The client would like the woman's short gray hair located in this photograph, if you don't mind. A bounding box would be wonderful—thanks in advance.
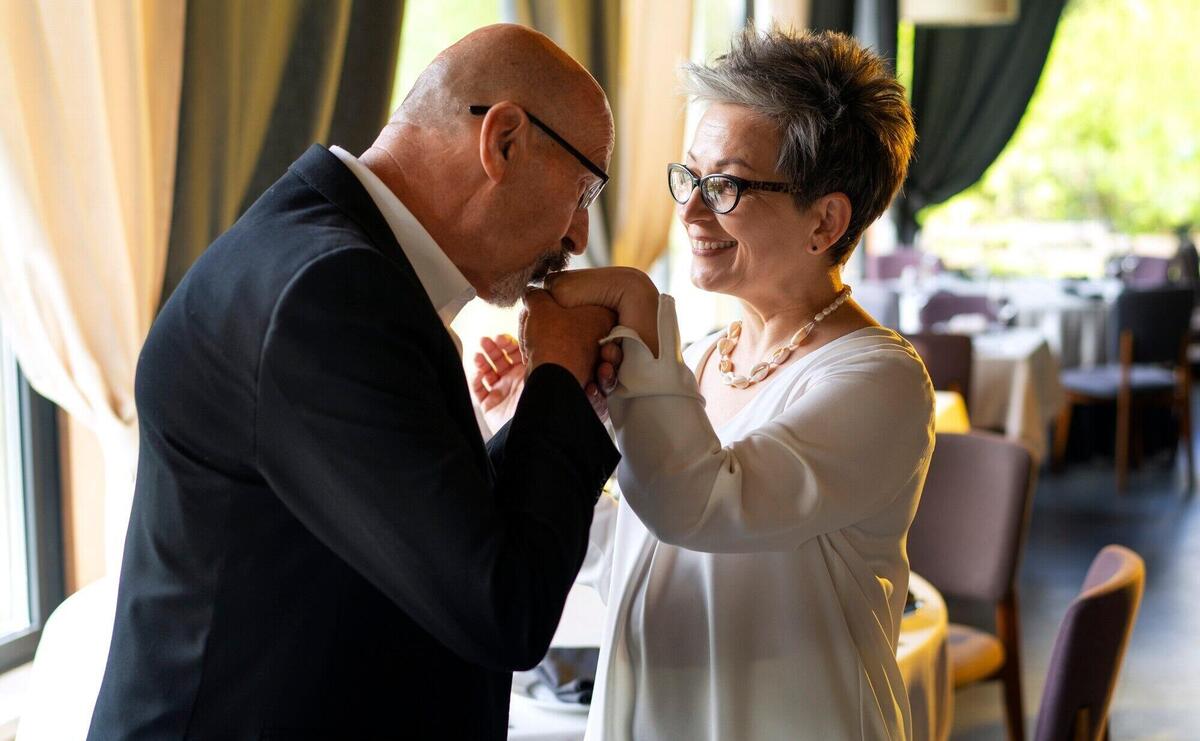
[683,28,915,265]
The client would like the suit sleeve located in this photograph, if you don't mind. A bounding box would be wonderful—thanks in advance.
[255,247,619,671]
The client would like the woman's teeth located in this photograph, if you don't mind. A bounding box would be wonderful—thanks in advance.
[693,240,737,251]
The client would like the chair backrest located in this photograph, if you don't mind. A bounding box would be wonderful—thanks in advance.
[905,333,974,410]
[1033,545,1145,741]
[855,281,901,330]
[1111,287,1193,365]
[1125,255,1170,289]
[867,250,942,281]
[918,290,998,331]
[907,432,1035,603]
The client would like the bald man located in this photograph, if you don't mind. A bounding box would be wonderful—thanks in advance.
[88,25,620,740]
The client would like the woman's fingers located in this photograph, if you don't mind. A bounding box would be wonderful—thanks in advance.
[544,268,622,310]
[480,336,512,375]
[493,334,523,369]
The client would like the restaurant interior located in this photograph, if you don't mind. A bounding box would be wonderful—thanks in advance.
[0,0,1196,739]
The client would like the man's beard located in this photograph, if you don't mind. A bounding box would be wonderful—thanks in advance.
[487,247,571,307]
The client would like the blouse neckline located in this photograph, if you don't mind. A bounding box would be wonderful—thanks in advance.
[690,325,899,433]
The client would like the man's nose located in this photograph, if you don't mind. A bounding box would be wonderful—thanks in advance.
[565,207,590,255]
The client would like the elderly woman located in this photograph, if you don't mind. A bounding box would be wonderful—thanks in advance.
[475,29,932,740]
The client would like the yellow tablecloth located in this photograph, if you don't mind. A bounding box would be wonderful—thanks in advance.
[934,390,971,433]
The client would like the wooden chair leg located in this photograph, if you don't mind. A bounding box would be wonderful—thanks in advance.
[1181,357,1195,492]
[1053,401,1074,473]
[1116,330,1133,493]
[1116,390,1131,493]
[997,595,1025,741]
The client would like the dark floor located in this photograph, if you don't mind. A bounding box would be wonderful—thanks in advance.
[950,417,1200,739]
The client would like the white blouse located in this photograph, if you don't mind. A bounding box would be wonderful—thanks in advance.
[581,295,935,741]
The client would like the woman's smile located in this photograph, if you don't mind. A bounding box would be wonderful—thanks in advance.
[691,238,737,256]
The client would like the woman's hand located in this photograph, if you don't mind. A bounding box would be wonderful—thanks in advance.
[471,334,526,433]
[543,267,660,357]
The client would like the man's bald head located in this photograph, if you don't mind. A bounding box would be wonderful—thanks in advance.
[360,24,613,307]
[395,24,611,155]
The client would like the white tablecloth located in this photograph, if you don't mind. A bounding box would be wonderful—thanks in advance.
[890,275,1118,369]
[1010,292,1111,369]
[970,328,1067,461]
[510,574,952,741]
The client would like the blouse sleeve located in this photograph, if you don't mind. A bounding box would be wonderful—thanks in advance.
[604,295,935,553]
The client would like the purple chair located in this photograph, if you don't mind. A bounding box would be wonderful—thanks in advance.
[906,333,975,413]
[1125,256,1170,289]
[918,290,999,331]
[1054,287,1194,492]
[907,431,1037,741]
[1033,545,1145,741]
[867,249,942,281]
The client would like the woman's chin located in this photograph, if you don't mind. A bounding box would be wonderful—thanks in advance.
[690,265,734,294]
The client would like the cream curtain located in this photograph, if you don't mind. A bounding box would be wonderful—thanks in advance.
[0,0,186,575]
[609,0,694,270]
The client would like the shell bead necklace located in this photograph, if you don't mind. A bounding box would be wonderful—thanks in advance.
[718,287,852,389]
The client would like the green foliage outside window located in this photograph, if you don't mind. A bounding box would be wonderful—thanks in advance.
[922,0,1200,237]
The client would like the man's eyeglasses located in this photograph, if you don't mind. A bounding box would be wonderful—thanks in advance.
[469,104,608,211]
[667,162,803,215]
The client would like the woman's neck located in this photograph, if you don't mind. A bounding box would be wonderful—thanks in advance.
[733,278,847,357]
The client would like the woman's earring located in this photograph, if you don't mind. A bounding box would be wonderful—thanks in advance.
[809,245,820,253]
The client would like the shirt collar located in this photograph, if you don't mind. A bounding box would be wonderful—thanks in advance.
[329,146,475,325]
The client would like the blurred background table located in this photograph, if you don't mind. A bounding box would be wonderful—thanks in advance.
[970,328,1066,461]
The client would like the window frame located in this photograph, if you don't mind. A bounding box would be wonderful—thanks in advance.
[0,369,65,673]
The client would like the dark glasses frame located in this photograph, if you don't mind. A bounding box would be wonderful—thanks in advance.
[667,162,803,214]
[469,104,609,210]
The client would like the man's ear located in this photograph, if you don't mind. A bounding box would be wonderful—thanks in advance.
[478,101,529,184]
[808,192,852,257]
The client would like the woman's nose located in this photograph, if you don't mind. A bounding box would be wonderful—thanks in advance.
[678,187,711,224]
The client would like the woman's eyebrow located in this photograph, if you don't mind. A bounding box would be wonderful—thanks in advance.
[685,151,756,172]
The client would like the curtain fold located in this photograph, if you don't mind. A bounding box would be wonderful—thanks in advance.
[809,0,897,68]
[609,0,693,270]
[162,0,405,302]
[896,0,1067,244]
[0,0,186,574]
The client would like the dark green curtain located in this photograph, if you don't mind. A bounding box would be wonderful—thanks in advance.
[161,0,405,303]
[810,0,898,69]
[896,0,1067,244]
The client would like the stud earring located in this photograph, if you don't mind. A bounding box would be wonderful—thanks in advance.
[809,245,820,253]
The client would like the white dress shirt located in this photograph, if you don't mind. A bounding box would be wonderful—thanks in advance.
[583,296,936,740]
[329,145,475,330]
[329,146,491,436]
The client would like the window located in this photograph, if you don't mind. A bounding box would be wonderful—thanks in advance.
[0,330,64,673]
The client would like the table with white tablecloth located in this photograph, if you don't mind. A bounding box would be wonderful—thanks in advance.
[509,573,952,741]
[890,275,1119,370]
[1008,288,1113,369]
[970,328,1067,461]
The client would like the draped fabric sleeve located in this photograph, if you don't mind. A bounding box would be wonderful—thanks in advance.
[604,295,935,554]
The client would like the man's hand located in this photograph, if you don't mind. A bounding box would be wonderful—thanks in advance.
[520,289,617,390]
[471,334,526,432]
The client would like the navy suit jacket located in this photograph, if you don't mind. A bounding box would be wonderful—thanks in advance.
[87,145,619,740]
